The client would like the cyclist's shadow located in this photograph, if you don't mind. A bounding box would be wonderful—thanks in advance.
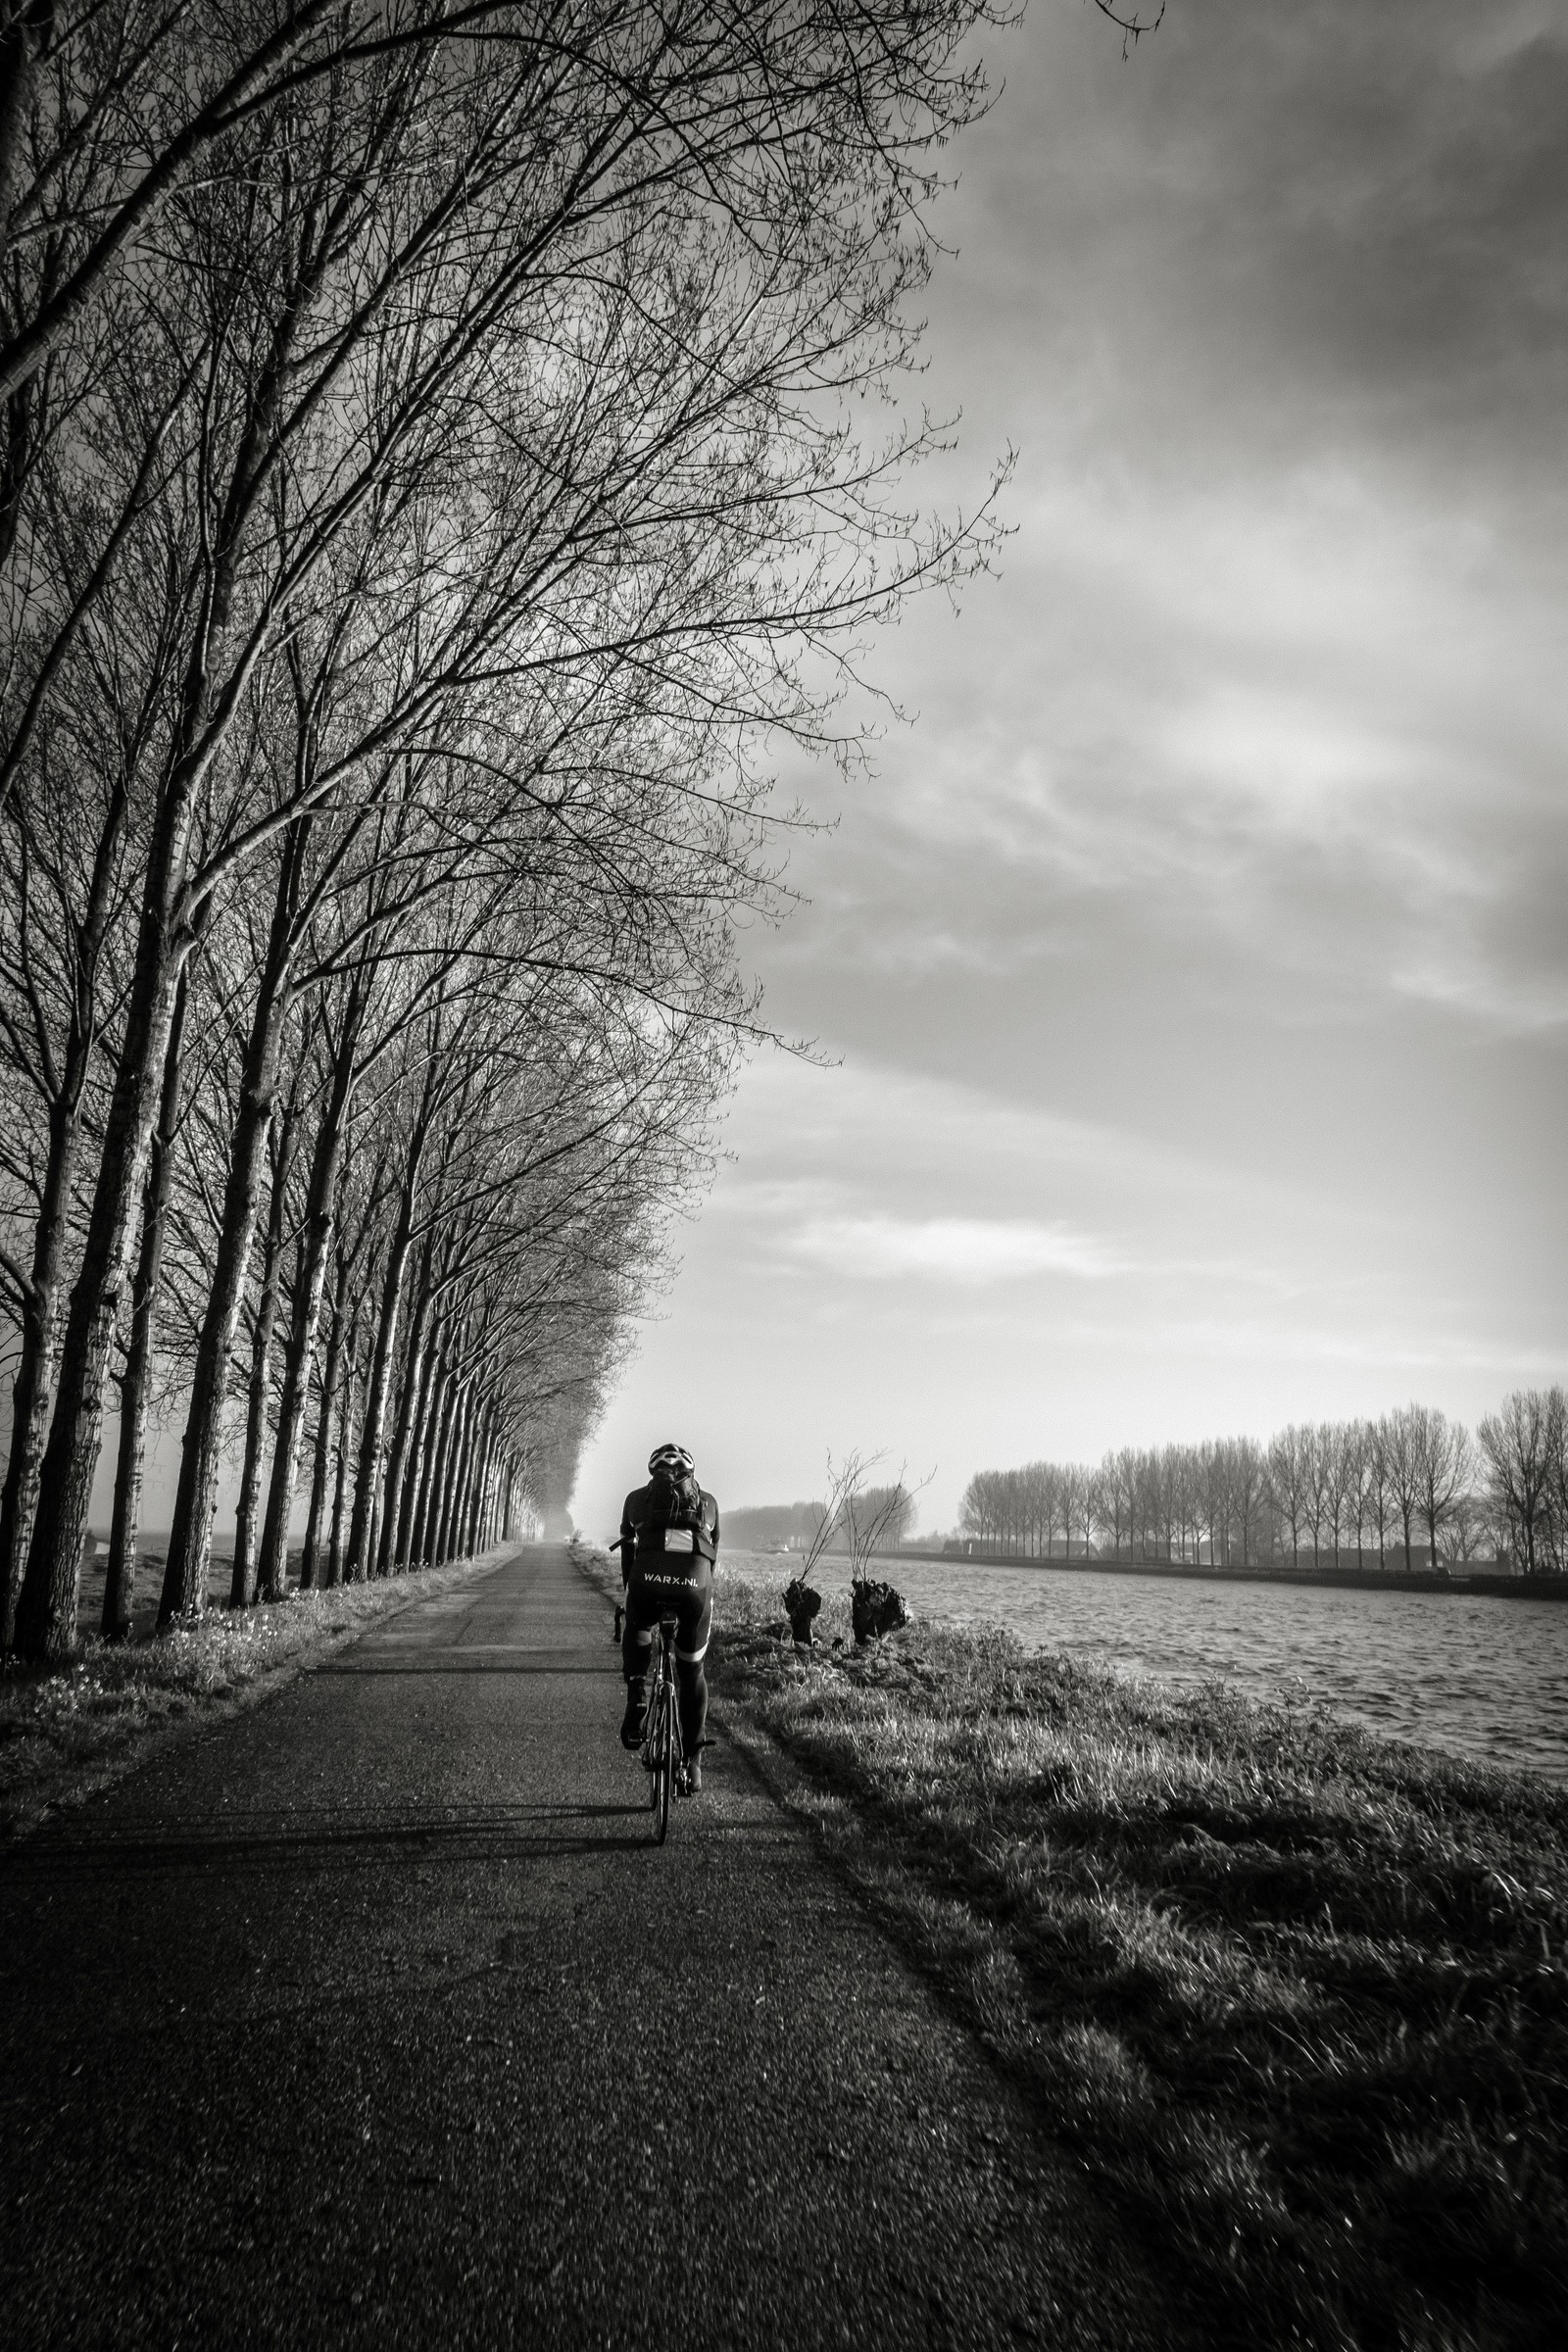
[514,1797,669,1852]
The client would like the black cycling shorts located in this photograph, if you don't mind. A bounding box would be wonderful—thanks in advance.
[622,1555,712,1667]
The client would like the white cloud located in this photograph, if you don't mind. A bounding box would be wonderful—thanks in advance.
[785,1212,1119,1284]
[1391,958,1568,1036]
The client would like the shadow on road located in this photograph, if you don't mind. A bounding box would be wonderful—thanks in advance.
[316,1659,617,1676]
[0,1799,656,1882]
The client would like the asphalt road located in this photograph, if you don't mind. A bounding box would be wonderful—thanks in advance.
[1,1544,1180,2350]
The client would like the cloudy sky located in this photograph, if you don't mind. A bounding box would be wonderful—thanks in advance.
[575,0,1568,1539]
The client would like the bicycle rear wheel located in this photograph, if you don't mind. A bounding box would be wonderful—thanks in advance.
[655,1675,674,1843]
[647,1688,664,1817]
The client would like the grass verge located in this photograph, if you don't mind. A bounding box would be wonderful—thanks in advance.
[0,1549,504,1838]
[706,1560,1568,2352]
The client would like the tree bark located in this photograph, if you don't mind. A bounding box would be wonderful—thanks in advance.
[374,1234,435,1577]
[230,1105,294,1608]
[410,1359,456,1570]
[1,782,128,1652]
[0,1085,81,1652]
[299,1251,350,1591]
[343,1043,445,1583]
[465,1408,487,1557]
[325,1319,361,1590]
[392,1309,442,1571]
[0,0,48,275]
[469,1405,496,1555]
[101,971,190,1639]
[13,923,188,1660]
[344,1235,398,1583]
[455,1395,483,1559]
[160,830,304,1624]
[435,1383,472,1566]
[480,1426,497,1550]
[255,1005,359,1602]
[454,1391,480,1563]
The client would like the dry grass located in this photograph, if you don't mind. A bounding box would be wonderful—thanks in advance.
[0,1550,502,1837]
[709,1562,1568,2352]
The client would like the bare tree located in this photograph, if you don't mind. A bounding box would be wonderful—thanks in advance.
[1407,1407,1474,1571]
[1479,1389,1560,1575]
[844,1474,929,1572]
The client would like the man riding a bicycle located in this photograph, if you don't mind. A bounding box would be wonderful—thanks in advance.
[618,1443,719,1795]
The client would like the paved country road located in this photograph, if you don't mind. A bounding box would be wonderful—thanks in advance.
[1,1545,1179,2350]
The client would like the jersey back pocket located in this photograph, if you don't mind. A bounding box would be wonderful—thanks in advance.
[662,1527,695,1554]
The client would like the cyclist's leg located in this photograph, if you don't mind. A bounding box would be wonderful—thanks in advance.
[674,1570,713,1760]
[620,1577,659,1747]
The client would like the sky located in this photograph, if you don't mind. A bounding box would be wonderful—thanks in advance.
[574,0,1568,1541]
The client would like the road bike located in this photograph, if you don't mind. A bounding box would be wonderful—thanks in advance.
[640,1611,686,1842]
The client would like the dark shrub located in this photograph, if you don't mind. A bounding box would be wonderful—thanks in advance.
[784,1578,822,1645]
[851,1578,907,1645]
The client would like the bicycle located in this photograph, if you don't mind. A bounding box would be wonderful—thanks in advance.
[640,1611,686,1842]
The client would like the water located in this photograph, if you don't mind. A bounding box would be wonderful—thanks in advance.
[729,1554,1568,1782]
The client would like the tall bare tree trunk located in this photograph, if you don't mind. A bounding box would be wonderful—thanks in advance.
[363,1482,384,1585]
[489,1432,508,1548]
[325,1315,362,1591]
[468,1405,496,1555]
[345,1270,393,1578]
[434,1383,471,1567]
[477,1420,495,1550]
[452,1389,480,1563]
[464,1409,485,1556]
[375,1235,434,1576]
[160,832,304,1624]
[230,1105,294,1608]
[393,1321,442,1570]
[1,785,127,1651]
[101,971,189,1639]
[410,1358,456,1569]
[344,1057,439,1580]
[299,1251,350,1592]
[0,5,39,246]
[0,1085,84,1652]
[14,903,189,1660]
[256,1006,359,1601]
[452,1392,480,1562]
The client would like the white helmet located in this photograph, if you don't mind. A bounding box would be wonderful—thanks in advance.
[649,1442,695,1478]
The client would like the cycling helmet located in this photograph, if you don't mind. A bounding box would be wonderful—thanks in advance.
[649,1442,696,1478]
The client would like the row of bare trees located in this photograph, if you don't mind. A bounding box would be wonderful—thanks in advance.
[959,1392,1568,1576]
[0,0,1017,1661]
[727,1482,917,1556]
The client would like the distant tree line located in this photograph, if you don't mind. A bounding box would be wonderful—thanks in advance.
[958,1391,1568,1576]
[0,1,1006,1662]
[726,1482,917,1556]
[725,1502,831,1553]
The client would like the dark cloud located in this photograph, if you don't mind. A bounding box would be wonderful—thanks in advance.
[963,1,1568,472]
[574,0,1568,1528]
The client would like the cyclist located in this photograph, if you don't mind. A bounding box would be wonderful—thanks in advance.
[617,1442,719,1795]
